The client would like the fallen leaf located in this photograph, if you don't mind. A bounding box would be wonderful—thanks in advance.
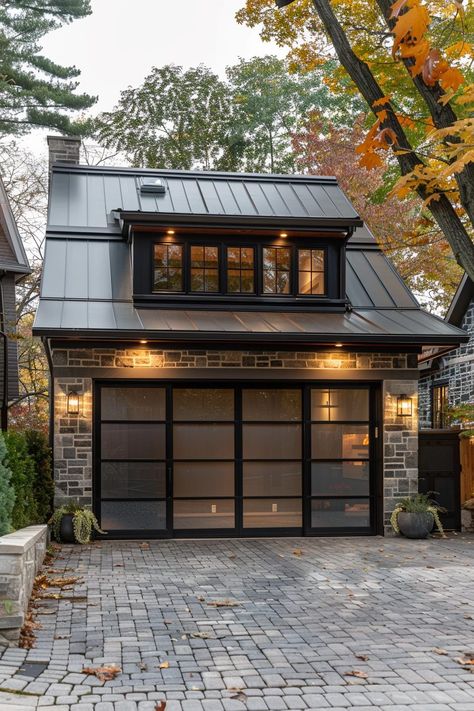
[432,648,448,655]
[231,691,247,700]
[139,542,150,549]
[293,549,303,556]
[82,665,121,681]
[159,661,169,669]
[191,631,212,639]
[207,599,241,608]
[355,654,369,661]
[228,554,236,560]
[154,702,167,711]
[455,657,474,666]
[345,670,369,679]
[138,662,148,671]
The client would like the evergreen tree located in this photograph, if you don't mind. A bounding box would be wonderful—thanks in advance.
[25,429,54,523]
[0,432,15,535]
[0,0,96,135]
[5,431,37,529]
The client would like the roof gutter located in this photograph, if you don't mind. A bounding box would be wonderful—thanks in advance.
[118,210,363,235]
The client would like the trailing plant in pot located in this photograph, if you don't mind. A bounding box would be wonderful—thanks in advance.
[49,503,106,544]
[390,493,446,539]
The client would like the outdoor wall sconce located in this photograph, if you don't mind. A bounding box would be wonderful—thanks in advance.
[67,390,81,416]
[397,394,413,417]
[276,0,295,7]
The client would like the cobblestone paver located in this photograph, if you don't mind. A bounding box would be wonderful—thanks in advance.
[1,536,474,710]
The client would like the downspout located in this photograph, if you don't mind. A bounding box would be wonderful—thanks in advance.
[0,271,9,431]
[42,337,54,451]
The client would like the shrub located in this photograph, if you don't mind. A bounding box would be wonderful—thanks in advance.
[25,430,54,523]
[0,432,15,535]
[5,431,37,530]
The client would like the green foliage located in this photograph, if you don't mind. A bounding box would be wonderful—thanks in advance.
[96,64,232,170]
[390,493,445,536]
[24,430,53,523]
[0,0,96,135]
[49,504,105,544]
[447,402,474,438]
[95,56,364,172]
[5,431,37,529]
[0,432,14,536]
[226,56,364,173]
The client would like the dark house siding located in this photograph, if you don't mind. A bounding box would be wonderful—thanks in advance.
[0,272,19,400]
[419,297,474,428]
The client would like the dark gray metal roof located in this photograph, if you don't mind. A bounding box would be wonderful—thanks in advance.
[37,238,417,309]
[47,165,362,233]
[33,298,466,345]
[0,178,30,275]
[33,238,466,345]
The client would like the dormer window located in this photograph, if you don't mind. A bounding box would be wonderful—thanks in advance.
[263,246,291,294]
[190,245,219,292]
[147,236,335,301]
[153,244,183,292]
[227,247,255,294]
[298,249,325,295]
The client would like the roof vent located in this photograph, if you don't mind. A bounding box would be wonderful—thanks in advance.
[140,177,166,194]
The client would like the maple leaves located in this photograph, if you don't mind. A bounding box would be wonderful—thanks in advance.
[390,0,464,92]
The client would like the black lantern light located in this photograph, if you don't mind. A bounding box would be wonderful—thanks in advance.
[276,0,296,7]
[67,390,81,416]
[396,394,413,417]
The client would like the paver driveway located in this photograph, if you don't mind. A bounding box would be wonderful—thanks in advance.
[1,536,474,711]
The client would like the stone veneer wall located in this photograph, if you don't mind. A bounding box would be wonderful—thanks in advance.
[52,347,419,534]
[419,299,474,428]
[0,526,48,644]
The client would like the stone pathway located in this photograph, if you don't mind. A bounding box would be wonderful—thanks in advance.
[1,536,474,710]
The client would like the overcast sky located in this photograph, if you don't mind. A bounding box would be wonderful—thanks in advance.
[24,0,282,155]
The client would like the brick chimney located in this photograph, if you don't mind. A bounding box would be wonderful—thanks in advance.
[47,135,81,179]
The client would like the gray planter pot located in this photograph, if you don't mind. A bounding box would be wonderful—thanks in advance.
[397,511,434,539]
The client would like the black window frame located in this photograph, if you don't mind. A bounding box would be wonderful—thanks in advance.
[226,245,256,295]
[189,243,221,294]
[297,247,327,296]
[137,233,344,307]
[152,242,185,293]
[262,244,293,296]
[432,382,449,429]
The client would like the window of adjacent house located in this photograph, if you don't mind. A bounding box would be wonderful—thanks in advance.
[190,245,219,292]
[153,244,183,292]
[262,246,291,294]
[227,246,255,293]
[298,249,325,295]
[433,384,448,428]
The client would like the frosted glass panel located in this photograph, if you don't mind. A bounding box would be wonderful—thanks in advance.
[243,461,301,496]
[173,389,234,421]
[101,423,166,459]
[311,499,370,528]
[311,425,369,460]
[311,389,369,422]
[101,462,166,498]
[243,499,302,528]
[242,389,301,421]
[173,424,234,459]
[243,424,301,459]
[174,462,234,497]
[174,500,234,529]
[101,387,166,421]
[101,501,166,530]
[311,461,369,496]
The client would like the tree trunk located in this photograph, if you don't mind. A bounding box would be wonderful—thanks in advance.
[311,0,474,283]
[376,0,474,231]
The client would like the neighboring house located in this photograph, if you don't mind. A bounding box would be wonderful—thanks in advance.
[0,178,31,425]
[419,275,474,429]
[33,136,468,539]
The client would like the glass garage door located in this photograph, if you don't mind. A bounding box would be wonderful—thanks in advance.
[98,385,168,535]
[309,387,373,532]
[96,382,377,537]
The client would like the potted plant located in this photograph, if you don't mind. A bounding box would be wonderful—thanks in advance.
[49,503,106,544]
[390,493,446,539]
